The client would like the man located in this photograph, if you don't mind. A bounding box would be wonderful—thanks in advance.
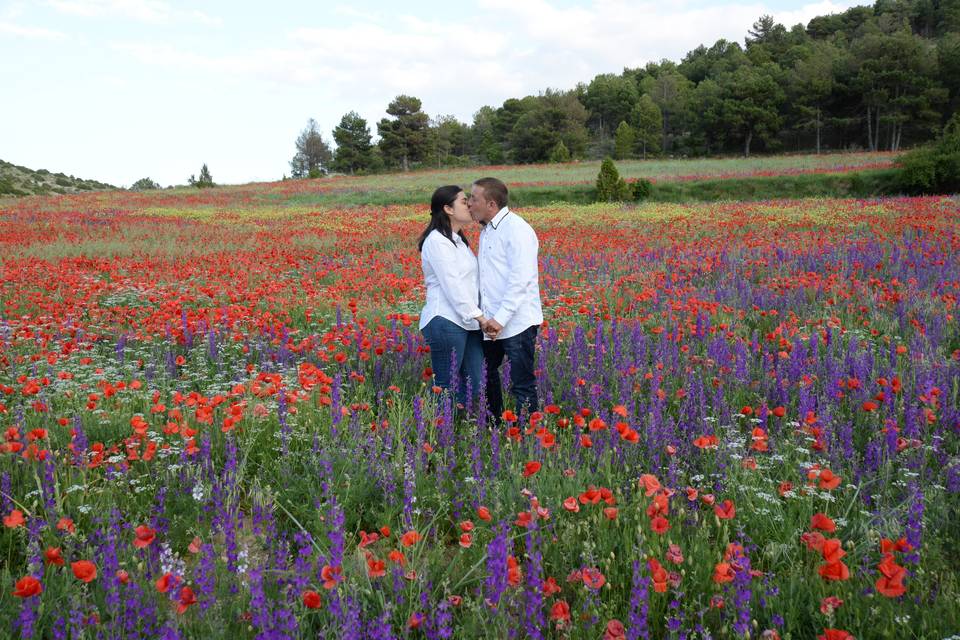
[468,177,543,421]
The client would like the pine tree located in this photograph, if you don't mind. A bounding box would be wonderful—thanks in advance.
[193,164,214,188]
[290,119,332,178]
[595,157,632,202]
[613,121,636,160]
[331,111,373,174]
[548,140,571,163]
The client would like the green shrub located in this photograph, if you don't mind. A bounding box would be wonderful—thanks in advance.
[632,178,653,200]
[595,157,632,202]
[131,177,161,191]
[897,113,960,194]
[548,141,571,163]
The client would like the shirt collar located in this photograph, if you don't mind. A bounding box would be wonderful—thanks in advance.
[489,206,510,229]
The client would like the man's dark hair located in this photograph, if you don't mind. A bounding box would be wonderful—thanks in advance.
[473,177,508,209]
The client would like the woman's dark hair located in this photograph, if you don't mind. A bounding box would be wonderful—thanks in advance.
[417,185,469,252]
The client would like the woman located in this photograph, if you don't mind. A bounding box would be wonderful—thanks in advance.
[418,185,486,407]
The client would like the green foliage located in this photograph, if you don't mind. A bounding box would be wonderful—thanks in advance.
[331,111,374,174]
[896,112,960,193]
[130,177,161,191]
[581,73,640,135]
[507,90,590,163]
[595,157,632,202]
[548,140,571,163]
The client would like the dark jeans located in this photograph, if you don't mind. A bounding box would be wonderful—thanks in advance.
[421,316,484,406]
[483,325,539,421]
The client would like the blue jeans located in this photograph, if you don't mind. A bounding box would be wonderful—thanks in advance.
[421,316,484,407]
[483,324,539,421]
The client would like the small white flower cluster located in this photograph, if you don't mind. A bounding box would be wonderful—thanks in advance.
[159,542,186,577]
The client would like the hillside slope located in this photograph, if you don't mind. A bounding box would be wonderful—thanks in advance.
[0,159,114,196]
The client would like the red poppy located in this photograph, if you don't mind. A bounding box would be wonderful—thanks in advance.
[116,570,130,584]
[818,469,841,490]
[818,560,850,581]
[714,499,736,520]
[563,496,580,513]
[501,410,517,423]
[56,517,75,534]
[400,530,421,547]
[366,556,386,578]
[810,513,836,532]
[603,619,626,640]
[713,562,736,584]
[650,515,670,534]
[693,434,719,449]
[320,565,341,589]
[302,590,322,609]
[582,567,606,590]
[550,600,571,625]
[177,586,197,614]
[771,406,786,418]
[876,553,907,597]
[801,531,826,552]
[821,538,846,563]
[477,506,492,521]
[3,509,24,528]
[12,576,42,598]
[188,536,202,554]
[407,612,424,629]
[648,558,668,593]
[820,596,843,615]
[639,474,661,497]
[603,507,618,520]
[156,573,178,593]
[133,525,156,549]
[522,461,541,477]
[542,576,561,596]
[44,546,65,566]
[817,629,854,640]
[71,560,97,583]
[507,555,523,586]
[666,543,684,565]
[459,533,473,548]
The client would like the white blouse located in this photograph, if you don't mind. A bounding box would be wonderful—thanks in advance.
[419,229,482,331]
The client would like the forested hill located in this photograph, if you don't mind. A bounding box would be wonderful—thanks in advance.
[0,159,114,197]
[305,1,960,176]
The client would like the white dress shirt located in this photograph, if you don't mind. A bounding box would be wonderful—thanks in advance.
[478,207,544,340]
[419,229,482,331]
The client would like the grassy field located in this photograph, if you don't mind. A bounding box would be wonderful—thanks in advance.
[0,164,957,640]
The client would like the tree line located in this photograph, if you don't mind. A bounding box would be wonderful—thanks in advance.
[293,0,959,174]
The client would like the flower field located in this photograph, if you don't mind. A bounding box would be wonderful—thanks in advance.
[1,183,959,639]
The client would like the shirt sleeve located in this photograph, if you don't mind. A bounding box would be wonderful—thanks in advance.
[424,236,483,324]
[493,223,538,328]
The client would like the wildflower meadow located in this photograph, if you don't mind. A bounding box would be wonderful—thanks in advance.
[0,168,958,639]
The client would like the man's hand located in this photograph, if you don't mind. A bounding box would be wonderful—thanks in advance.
[484,318,503,340]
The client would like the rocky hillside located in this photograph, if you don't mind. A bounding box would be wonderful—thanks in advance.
[0,159,114,196]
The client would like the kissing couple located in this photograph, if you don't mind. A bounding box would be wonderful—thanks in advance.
[417,177,542,421]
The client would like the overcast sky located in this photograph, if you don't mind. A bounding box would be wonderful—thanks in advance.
[1,0,866,187]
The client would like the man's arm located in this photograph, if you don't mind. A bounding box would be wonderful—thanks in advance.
[492,224,538,328]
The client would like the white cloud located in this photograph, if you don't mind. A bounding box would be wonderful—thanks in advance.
[0,20,66,39]
[46,0,220,25]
